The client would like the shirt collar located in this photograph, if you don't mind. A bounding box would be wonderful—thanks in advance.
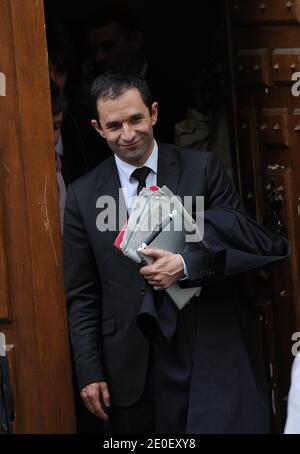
[114,140,158,183]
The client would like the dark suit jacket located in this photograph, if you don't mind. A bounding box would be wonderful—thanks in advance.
[63,143,289,432]
[0,356,14,434]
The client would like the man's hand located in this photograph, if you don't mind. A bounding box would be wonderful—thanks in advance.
[80,381,110,421]
[140,249,184,290]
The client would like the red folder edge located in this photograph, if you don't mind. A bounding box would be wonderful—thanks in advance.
[114,221,128,251]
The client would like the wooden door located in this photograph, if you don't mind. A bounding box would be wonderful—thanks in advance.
[0,0,75,433]
[226,0,300,432]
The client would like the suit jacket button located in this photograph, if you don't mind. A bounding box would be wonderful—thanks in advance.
[140,287,145,295]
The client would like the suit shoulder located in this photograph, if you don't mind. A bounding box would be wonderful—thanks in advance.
[179,147,218,163]
[160,143,219,166]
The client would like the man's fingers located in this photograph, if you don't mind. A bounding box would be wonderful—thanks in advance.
[87,394,109,421]
[148,278,162,285]
[100,384,111,408]
[83,394,109,421]
[80,382,110,421]
[142,248,165,258]
[140,266,152,276]
[142,272,156,279]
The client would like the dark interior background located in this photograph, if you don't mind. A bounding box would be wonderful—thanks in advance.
[44,0,226,117]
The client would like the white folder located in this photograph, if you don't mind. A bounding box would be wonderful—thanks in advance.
[136,209,201,310]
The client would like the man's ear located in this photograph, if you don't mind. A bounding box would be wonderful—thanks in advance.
[151,102,158,126]
[91,119,106,138]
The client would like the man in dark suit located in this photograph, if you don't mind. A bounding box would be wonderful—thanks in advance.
[63,72,290,433]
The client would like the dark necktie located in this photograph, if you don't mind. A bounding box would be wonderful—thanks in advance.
[131,166,151,195]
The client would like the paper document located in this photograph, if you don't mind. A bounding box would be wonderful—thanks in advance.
[114,185,203,309]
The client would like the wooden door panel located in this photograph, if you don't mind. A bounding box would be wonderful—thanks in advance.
[238,108,263,220]
[272,48,300,83]
[256,299,282,432]
[236,49,272,86]
[259,108,290,147]
[0,0,75,433]
[231,0,300,23]
[0,221,9,320]
[227,0,300,431]
[264,169,297,413]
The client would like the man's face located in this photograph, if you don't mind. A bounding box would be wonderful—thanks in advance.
[91,88,158,167]
[52,112,63,147]
[88,22,139,74]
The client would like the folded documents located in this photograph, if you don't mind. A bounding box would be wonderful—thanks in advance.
[114,185,203,310]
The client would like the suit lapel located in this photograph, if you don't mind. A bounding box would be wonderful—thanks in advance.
[96,158,127,234]
[157,143,180,194]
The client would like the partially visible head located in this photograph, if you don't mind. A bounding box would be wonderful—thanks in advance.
[49,57,68,91]
[91,72,158,166]
[46,16,76,90]
[87,6,143,75]
[50,79,65,146]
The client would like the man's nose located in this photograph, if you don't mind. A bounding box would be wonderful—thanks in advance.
[121,124,135,142]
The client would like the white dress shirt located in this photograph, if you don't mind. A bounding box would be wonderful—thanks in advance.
[114,141,158,215]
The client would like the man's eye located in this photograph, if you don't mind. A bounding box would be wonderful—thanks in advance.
[108,124,120,131]
[131,117,143,124]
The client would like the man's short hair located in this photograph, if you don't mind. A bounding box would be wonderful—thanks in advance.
[90,71,153,120]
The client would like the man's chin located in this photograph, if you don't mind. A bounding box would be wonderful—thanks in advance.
[118,150,146,165]
[126,153,144,164]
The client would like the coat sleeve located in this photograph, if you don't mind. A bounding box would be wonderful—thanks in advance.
[63,185,105,389]
[180,153,290,287]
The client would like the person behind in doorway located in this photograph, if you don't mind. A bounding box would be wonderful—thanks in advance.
[50,79,67,234]
[46,15,110,176]
[82,5,184,142]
